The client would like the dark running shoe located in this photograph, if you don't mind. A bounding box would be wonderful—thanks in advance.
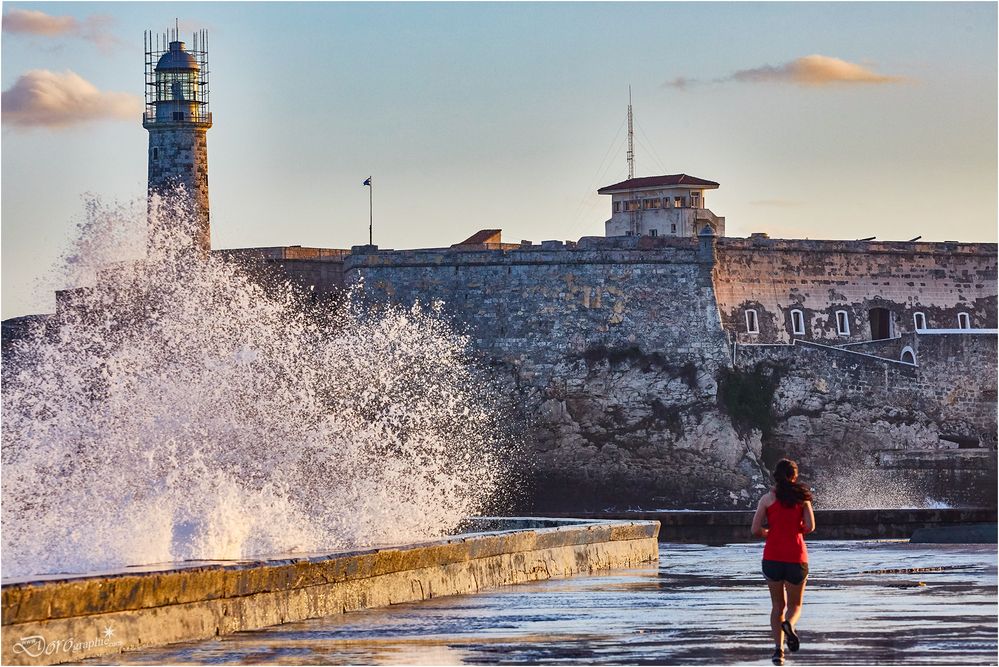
[782,620,800,652]
[772,648,785,665]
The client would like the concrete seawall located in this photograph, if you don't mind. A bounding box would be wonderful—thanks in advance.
[1,518,658,666]
[549,508,997,544]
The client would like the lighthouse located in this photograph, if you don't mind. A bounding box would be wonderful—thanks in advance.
[142,27,212,253]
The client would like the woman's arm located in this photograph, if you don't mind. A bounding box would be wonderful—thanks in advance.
[751,494,770,538]
[801,501,816,534]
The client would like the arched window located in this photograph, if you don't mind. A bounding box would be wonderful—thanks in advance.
[790,309,805,336]
[835,310,850,336]
[958,312,971,329]
[745,309,759,334]
[900,346,916,365]
[913,312,926,331]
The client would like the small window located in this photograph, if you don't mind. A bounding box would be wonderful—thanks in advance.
[624,200,640,212]
[613,202,621,213]
[745,309,759,334]
[643,198,660,210]
[151,147,159,160]
[671,224,677,233]
[835,310,850,336]
[791,309,805,336]
[650,229,658,237]
[691,192,701,207]
[958,312,970,329]
[900,346,916,365]
[673,197,686,208]
[913,312,926,331]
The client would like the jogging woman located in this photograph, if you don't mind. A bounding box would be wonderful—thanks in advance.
[751,459,815,666]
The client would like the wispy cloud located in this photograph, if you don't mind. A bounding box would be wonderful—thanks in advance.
[2,70,142,129]
[664,55,904,90]
[2,9,123,53]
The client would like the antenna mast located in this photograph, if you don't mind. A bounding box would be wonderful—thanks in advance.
[626,86,634,179]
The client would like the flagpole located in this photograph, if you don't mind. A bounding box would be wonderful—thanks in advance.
[368,177,373,246]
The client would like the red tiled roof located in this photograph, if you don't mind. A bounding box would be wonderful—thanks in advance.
[598,174,719,194]
[454,229,502,246]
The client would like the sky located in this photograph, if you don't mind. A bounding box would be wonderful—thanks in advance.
[2,2,997,319]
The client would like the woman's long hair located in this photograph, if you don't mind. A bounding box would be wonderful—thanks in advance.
[773,459,813,507]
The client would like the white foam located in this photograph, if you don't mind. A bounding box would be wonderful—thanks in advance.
[2,191,506,578]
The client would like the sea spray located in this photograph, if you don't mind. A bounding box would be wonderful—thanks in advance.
[2,194,507,578]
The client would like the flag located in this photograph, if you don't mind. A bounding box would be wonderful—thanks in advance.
[363,177,371,186]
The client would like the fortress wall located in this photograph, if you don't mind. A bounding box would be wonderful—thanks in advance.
[345,242,766,509]
[733,333,997,506]
[214,247,349,300]
[713,238,998,345]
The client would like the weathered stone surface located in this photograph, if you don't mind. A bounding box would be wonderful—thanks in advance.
[147,126,210,253]
[345,242,762,509]
[343,237,996,509]
[713,237,997,344]
[1,519,658,666]
[735,334,997,507]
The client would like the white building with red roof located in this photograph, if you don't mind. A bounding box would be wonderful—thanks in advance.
[598,174,726,238]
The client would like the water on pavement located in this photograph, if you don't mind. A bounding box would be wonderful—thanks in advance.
[95,540,998,665]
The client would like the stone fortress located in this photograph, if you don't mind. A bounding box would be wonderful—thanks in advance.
[6,31,997,510]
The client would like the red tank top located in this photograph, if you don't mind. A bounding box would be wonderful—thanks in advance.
[762,498,808,563]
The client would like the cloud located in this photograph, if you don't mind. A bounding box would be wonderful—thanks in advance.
[732,55,903,86]
[2,9,123,53]
[2,8,75,35]
[1,70,143,129]
[663,54,904,90]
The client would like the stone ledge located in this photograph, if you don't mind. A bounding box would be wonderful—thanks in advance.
[1,518,659,665]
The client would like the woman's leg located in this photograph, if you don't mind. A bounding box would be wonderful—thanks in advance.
[767,580,786,647]
[784,579,807,629]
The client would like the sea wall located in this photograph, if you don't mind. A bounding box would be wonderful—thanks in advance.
[551,508,998,543]
[714,238,998,344]
[346,236,766,509]
[1,518,659,666]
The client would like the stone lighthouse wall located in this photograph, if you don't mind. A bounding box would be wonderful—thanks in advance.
[147,126,210,252]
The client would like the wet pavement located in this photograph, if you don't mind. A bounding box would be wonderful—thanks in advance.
[96,541,997,665]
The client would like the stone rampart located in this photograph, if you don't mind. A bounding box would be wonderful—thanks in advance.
[733,332,998,506]
[714,238,997,344]
[345,240,764,509]
[344,237,997,509]
[1,518,659,666]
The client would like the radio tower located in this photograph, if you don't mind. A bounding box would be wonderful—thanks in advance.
[626,86,635,179]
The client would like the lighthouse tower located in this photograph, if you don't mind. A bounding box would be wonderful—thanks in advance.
[143,27,212,253]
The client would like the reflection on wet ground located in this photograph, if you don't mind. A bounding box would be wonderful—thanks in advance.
[97,541,997,665]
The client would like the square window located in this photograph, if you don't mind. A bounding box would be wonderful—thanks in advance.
[650,229,658,237]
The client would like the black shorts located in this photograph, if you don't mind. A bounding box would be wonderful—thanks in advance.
[762,559,809,585]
